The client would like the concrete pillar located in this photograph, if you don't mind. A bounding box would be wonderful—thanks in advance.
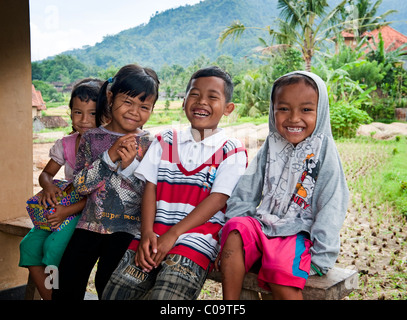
[0,0,33,290]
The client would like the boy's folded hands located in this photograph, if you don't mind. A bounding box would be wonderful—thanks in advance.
[135,229,157,271]
[135,229,179,272]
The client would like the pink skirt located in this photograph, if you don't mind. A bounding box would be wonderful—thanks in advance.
[220,216,313,290]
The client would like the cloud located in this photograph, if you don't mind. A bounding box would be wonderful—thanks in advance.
[30,0,201,61]
[30,23,89,61]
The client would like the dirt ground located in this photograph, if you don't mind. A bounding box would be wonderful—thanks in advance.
[32,122,407,300]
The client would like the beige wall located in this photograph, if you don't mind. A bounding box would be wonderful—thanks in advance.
[0,0,32,289]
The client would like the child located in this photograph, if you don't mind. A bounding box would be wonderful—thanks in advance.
[215,71,349,300]
[19,78,103,300]
[102,66,248,300]
[52,64,160,300]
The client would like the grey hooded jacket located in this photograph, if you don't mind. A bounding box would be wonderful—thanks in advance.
[224,71,349,274]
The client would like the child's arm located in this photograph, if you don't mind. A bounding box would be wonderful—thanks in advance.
[46,198,86,229]
[152,192,229,267]
[38,159,63,207]
[309,142,349,274]
[135,181,158,271]
[223,141,268,220]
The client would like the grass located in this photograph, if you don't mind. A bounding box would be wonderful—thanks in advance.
[337,136,407,220]
[335,136,407,300]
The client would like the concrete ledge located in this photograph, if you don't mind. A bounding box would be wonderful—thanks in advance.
[206,266,358,300]
[0,217,33,237]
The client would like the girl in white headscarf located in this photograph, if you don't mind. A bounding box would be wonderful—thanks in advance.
[216,71,349,300]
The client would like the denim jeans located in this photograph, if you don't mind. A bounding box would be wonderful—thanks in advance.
[102,250,208,300]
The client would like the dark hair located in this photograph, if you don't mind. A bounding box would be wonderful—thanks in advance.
[272,74,318,104]
[69,78,104,110]
[69,78,104,132]
[96,64,160,127]
[185,66,233,102]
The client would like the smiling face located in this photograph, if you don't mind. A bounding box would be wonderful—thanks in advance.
[183,76,234,140]
[106,92,154,134]
[273,80,318,146]
[70,96,97,135]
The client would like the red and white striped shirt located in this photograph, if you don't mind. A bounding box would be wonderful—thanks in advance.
[130,127,247,269]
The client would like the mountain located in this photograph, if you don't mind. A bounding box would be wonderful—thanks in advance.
[64,0,279,69]
[63,0,406,71]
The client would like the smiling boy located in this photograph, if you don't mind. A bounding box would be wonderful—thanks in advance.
[102,66,248,300]
[183,74,234,139]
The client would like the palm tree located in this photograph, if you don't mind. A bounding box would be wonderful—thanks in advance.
[220,0,348,71]
[341,0,397,37]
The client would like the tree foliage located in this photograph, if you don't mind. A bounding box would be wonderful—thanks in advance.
[340,0,397,36]
[219,0,400,71]
[32,55,90,85]
[32,80,64,102]
[220,0,349,70]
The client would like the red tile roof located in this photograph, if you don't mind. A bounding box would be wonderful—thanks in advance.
[341,26,407,52]
[32,84,46,111]
[365,25,407,52]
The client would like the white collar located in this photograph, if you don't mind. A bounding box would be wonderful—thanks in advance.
[179,126,226,147]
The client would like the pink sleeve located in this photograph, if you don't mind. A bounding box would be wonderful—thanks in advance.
[62,133,78,170]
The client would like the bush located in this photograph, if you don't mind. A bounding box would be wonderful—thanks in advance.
[330,101,372,139]
[364,99,396,122]
[32,80,64,102]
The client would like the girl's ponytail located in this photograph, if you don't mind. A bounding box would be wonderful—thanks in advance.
[96,80,110,127]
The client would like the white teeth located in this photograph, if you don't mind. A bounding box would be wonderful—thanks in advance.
[287,127,303,132]
[193,112,209,117]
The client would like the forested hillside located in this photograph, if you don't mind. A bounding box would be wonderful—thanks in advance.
[61,0,405,70]
[64,0,279,69]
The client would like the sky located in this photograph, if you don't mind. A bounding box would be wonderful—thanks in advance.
[29,0,202,61]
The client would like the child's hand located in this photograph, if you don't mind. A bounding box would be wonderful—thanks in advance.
[108,134,137,164]
[117,139,139,169]
[39,185,63,208]
[135,230,158,272]
[46,205,68,229]
[152,232,177,267]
